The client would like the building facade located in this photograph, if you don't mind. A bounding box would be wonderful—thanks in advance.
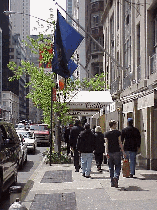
[85,0,104,78]
[102,0,157,170]
[73,0,86,81]
[10,0,30,42]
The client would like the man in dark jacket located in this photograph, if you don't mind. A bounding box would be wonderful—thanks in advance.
[64,123,73,156]
[121,118,141,178]
[77,123,95,178]
[70,120,83,172]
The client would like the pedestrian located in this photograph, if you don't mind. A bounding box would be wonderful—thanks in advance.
[70,120,83,172]
[64,123,73,156]
[121,118,141,178]
[77,123,95,178]
[91,125,96,134]
[94,126,105,172]
[104,120,126,188]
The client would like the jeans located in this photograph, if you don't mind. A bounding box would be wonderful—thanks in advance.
[125,151,137,175]
[108,152,121,180]
[81,153,93,176]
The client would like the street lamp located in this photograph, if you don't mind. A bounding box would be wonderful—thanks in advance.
[4,10,53,24]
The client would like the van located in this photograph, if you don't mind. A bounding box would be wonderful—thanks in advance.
[0,121,21,199]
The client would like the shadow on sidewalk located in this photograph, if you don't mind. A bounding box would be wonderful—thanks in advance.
[118,186,149,191]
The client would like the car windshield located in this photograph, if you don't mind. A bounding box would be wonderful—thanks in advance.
[30,125,48,131]
[17,131,33,138]
[15,124,25,129]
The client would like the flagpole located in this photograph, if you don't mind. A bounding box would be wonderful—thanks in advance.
[54,1,125,71]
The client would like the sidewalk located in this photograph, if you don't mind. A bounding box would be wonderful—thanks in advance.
[22,158,157,210]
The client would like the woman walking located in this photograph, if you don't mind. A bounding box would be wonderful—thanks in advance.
[94,126,105,172]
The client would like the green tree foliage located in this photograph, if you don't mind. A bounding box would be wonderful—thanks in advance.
[8,34,107,126]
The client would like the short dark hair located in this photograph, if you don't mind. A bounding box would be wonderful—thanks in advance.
[109,120,116,128]
[84,123,90,130]
[74,120,81,126]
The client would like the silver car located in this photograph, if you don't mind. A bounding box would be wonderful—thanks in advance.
[16,130,37,154]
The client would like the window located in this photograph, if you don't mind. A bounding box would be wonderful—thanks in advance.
[92,15,99,27]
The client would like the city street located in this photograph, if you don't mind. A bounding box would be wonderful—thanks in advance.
[0,146,48,210]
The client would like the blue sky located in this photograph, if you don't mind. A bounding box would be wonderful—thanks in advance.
[30,0,66,34]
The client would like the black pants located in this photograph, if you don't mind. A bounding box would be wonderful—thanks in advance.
[74,148,80,170]
[66,141,70,155]
[94,152,103,168]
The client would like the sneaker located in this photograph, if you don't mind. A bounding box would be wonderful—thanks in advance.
[130,174,133,178]
[111,182,115,187]
[113,177,118,188]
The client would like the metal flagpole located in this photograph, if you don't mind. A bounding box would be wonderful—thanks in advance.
[53,0,125,71]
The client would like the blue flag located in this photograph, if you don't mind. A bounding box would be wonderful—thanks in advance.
[52,10,84,78]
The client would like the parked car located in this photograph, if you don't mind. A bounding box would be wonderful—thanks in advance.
[17,133,28,169]
[15,123,26,130]
[29,124,50,146]
[16,130,37,154]
[0,121,21,200]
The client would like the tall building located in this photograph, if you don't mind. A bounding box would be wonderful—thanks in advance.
[85,0,104,78]
[72,0,86,81]
[102,0,157,170]
[66,0,73,26]
[10,0,30,42]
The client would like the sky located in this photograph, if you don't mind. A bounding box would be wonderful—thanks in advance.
[30,0,66,35]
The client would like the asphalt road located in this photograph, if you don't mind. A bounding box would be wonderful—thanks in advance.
[0,146,48,210]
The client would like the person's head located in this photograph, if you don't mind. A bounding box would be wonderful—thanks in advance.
[74,120,81,126]
[109,120,117,128]
[84,123,90,130]
[95,126,102,133]
[69,123,73,128]
[127,118,133,126]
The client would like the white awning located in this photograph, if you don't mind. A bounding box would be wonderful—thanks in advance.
[66,91,113,111]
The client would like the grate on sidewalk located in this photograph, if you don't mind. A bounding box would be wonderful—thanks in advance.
[29,192,77,210]
[41,170,72,183]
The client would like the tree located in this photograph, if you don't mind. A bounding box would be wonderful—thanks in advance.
[8,34,107,126]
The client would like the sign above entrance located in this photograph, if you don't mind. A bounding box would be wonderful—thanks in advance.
[66,91,113,111]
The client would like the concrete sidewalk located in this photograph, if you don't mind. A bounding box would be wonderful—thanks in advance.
[22,159,157,210]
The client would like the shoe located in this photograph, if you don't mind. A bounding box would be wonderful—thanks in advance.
[75,169,79,172]
[130,174,133,178]
[113,177,118,188]
[111,182,115,187]
[82,173,85,177]
[85,175,91,178]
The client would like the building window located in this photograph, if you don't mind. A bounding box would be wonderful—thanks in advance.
[9,55,14,59]
[92,15,99,27]
[124,37,131,70]
[117,1,119,30]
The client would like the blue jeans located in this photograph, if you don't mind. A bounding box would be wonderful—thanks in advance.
[108,152,121,180]
[81,153,93,176]
[125,151,136,175]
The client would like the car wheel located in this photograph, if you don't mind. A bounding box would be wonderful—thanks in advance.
[19,155,24,169]
[33,145,35,155]
[25,153,27,163]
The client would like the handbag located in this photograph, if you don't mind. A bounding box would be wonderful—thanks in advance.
[122,159,130,177]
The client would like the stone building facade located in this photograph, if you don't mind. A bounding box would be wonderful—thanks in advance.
[102,0,157,170]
